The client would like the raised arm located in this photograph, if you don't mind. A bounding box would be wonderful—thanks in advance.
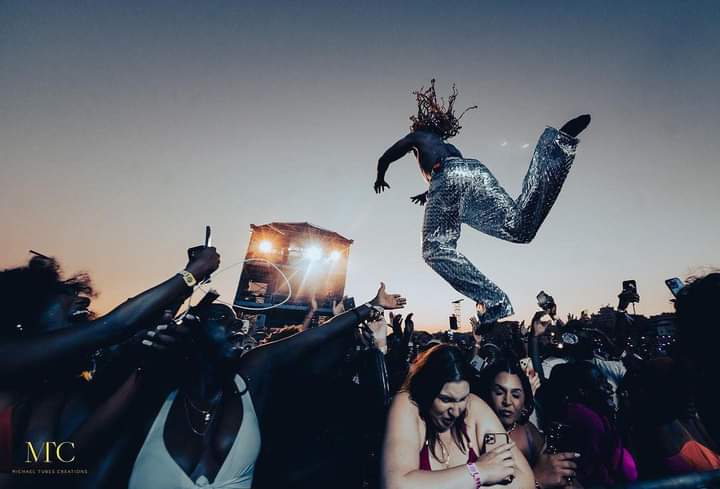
[375,133,419,193]
[239,283,406,402]
[0,248,219,381]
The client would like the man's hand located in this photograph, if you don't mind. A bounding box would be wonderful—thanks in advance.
[374,179,390,194]
[410,192,428,206]
[532,310,553,337]
[370,282,406,310]
[185,247,220,282]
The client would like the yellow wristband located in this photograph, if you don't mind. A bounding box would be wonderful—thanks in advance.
[179,270,197,288]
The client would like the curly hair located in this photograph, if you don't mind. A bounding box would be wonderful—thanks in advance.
[410,79,477,140]
[0,255,94,337]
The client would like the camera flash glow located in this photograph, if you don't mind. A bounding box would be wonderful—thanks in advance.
[329,250,342,261]
[304,246,322,261]
[258,240,273,253]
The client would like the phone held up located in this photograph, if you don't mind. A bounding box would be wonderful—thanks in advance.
[484,432,510,447]
[665,277,684,297]
[536,290,555,311]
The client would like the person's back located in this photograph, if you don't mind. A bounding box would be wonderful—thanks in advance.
[409,130,463,182]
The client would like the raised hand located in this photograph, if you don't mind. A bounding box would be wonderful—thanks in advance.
[371,282,406,310]
[532,310,553,337]
[403,313,415,341]
[185,246,220,281]
[389,312,403,337]
[410,192,428,206]
[374,179,390,194]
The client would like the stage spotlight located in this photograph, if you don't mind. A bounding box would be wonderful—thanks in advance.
[304,246,323,261]
[329,250,342,261]
[258,240,273,253]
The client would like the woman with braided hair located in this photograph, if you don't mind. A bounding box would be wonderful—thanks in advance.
[374,79,590,323]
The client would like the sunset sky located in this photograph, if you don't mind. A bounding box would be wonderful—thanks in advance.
[2,1,719,331]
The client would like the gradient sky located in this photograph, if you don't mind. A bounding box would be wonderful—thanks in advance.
[2,1,719,331]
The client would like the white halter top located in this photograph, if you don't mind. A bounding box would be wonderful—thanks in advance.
[129,375,260,489]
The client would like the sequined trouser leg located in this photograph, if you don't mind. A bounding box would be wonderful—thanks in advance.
[422,127,579,323]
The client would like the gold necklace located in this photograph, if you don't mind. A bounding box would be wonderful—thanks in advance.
[434,439,451,469]
[507,422,519,435]
[183,392,222,436]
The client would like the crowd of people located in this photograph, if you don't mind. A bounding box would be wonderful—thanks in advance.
[1,247,719,489]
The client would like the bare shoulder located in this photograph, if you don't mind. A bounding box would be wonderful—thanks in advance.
[467,393,505,435]
[384,391,424,481]
[388,391,420,421]
[467,393,495,417]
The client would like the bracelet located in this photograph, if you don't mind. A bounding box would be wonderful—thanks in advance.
[364,303,385,322]
[466,463,483,488]
[178,270,197,288]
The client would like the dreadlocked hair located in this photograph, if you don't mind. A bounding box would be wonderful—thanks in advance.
[410,79,477,140]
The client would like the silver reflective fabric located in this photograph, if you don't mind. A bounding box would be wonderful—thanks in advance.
[422,127,579,323]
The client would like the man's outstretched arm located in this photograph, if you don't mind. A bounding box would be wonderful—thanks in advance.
[375,133,418,193]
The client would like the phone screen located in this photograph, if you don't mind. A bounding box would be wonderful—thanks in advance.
[665,277,684,297]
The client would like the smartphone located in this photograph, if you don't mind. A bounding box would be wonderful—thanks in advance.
[665,277,684,297]
[519,357,532,373]
[484,432,510,446]
[536,290,555,310]
[343,296,356,310]
[622,280,637,293]
[449,315,458,330]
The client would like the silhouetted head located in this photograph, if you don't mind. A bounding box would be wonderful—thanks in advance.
[674,272,720,362]
[402,344,475,459]
[479,358,534,429]
[194,303,248,367]
[548,362,615,418]
[409,79,477,140]
[0,255,94,339]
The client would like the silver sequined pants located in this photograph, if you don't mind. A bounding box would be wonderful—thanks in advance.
[422,127,579,323]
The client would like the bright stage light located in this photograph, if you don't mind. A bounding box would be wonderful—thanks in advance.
[329,250,342,261]
[258,240,273,253]
[304,246,322,261]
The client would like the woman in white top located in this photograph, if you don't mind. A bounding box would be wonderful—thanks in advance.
[129,283,406,489]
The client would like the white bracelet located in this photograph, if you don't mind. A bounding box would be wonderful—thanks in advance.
[467,462,483,488]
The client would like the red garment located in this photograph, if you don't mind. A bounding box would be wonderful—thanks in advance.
[665,440,720,473]
[0,405,14,469]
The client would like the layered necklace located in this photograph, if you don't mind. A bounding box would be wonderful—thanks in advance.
[183,389,223,436]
